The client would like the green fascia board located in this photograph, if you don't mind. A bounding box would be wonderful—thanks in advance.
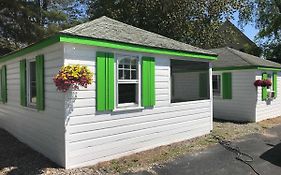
[257,67,281,71]
[59,34,217,60]
[0,33,217,63]
[213,66,257,71]
[213,66,281,71]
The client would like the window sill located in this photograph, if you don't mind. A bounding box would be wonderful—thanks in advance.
[213,96,222,99]
[23,105,38,111]
[113,106,144,112]
[170,99,211,106]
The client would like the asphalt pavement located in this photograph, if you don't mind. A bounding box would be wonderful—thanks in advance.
[126,125,281,175]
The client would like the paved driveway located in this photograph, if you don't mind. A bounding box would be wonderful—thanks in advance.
[127,126,281,175]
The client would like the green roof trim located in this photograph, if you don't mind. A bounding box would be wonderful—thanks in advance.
[213,66,281,71]
[257,67,281,71]
[0,34,217,63]
[59,34,217,60]
[213,66,256,71]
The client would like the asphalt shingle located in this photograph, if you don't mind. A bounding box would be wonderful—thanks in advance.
[61,16,215,56]
[211,47,281,69]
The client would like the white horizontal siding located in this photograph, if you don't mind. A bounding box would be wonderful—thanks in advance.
[256,71,281,122]
[63,43,212,168]
[0,43,66,167]
[213,70,257,122]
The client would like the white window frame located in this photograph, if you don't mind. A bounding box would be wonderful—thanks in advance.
[212,73,222,97]
[267,73,274,91]
[115,54,141,109]
[26,59,37,108]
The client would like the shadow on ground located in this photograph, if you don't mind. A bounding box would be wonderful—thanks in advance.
[0,129,58,175]
[260,141,281,167]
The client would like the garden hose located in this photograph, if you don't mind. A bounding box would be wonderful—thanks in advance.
[213,135,261,175]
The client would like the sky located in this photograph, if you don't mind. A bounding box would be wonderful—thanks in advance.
[230,13,259,42]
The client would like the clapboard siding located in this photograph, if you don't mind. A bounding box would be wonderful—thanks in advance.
[0,43,66,167]
[63,43,212,168]
[213,70,257,122]
[256,71,281,121]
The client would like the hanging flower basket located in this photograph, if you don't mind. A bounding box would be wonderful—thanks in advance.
[254,80,263,87]
[254,79,272,87]
[53,65,94,92]
[263,79,272,87]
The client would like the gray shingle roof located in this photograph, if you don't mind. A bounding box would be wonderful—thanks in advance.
[210,47,281,69]
[60,16,215,56]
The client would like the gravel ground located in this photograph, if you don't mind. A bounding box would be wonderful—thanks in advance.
[0,117,281,175]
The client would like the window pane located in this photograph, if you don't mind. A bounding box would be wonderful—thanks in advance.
[29,61,36,104]
[131,64,136,70]
[119,70,123,79]
[124,70,130,79]
[212,75,218,89]
[131,70,137,79]
[212,75,221,96]
[118,84,137,104]
[118,56,138,80]
[171,60,209,103]
[124,64,130,69]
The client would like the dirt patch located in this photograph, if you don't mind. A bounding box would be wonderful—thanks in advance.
[259,117,281,129]
[1,116,281,175]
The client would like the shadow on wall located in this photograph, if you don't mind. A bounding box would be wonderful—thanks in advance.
[65,91,77,127]
[260,141,281,167]
[0,129,59,175]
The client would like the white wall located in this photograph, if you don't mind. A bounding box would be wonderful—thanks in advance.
[256,71,281,122]
[63,43,212,168]
[213,70,257,122]
[0,43,66,167]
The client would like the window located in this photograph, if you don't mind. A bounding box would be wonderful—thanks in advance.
[171,59,210,103]
[27,60,37,107]
[117,55,140,107]
[213,74,221,96]
[267,73,273,91]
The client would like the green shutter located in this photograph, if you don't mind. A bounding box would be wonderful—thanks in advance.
[20,60,27,106]
[142,57,155,107]
[273,72,277,98]
[222,72,232,99]
[262,72,268,101]
[199,72,208,98]
[36,55,45,110]
[1,65,7,103]
[96,52,114,111]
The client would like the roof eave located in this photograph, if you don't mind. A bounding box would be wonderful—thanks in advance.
[59,33,217,60]
[213,65,281,71]
[0,33,217,63]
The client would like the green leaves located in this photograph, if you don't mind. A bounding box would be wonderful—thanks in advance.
[0,0,86,56]
[87,0,254,49]
[238,0,281,60]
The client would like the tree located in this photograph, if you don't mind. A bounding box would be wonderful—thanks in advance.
[87,0,253,49]
[0,0,86,56]
[239,0,281,60]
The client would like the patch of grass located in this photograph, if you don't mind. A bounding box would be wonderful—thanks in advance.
[88,117,281,175]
